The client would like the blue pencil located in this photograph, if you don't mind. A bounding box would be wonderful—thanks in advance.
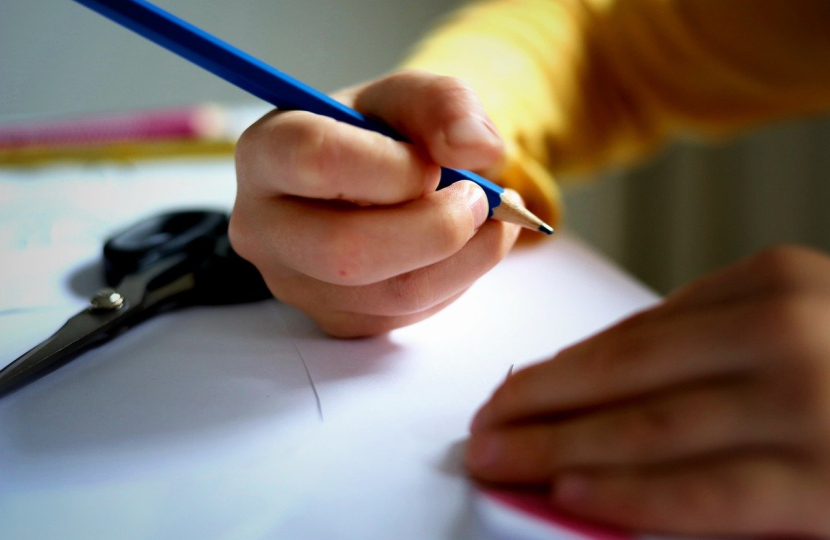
[71,0,553,234]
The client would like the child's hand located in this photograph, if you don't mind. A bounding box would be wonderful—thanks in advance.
[467,245,830,537]
[230,71,520,337]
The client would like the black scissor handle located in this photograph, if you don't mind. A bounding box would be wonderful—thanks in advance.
[191,235,272,305]
[103,209,271,307]
[103,210,227,286]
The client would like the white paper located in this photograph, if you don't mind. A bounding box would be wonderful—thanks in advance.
[0,160,661,540]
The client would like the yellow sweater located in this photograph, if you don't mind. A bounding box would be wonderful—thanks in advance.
[403,0,830,226]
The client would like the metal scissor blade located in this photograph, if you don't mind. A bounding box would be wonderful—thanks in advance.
[0,254,190,396]
[0,305,135,395]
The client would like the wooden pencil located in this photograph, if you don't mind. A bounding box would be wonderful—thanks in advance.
[71,0,554,235]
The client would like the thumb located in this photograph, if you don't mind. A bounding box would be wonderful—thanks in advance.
[350,70,505,172]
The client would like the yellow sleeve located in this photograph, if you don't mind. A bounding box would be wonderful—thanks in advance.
[402,0,830,226]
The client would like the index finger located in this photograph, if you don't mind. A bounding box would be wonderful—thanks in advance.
[353,70,504,172]
[236,109,440,204]
[471,303,761,431]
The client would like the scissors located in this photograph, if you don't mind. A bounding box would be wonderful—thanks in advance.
[0,209,271,396]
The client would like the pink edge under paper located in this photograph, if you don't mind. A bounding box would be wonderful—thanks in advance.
[481,488,636,540]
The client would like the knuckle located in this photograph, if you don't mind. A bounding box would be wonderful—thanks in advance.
[388,269,439,315]
[235,122,257,162]
[275,113,340,193]
[234,111,357,197]
[227,210,256,264]
[236,113,278,158]
[237,113,288,163]
[235,120,273,187]
[425,75,478,109]
[745,294,823,361]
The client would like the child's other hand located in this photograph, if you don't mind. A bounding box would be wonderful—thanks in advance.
[230,71,520,337]
[467,245,830,537]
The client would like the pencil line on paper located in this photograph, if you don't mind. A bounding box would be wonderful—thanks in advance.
[289,337,323,422]
[280,314,324,421]
[298,347,324,422]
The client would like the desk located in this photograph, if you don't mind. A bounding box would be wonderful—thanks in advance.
[0,159,658,540]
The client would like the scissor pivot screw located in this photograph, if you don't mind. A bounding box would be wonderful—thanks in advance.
[90,289,125,312]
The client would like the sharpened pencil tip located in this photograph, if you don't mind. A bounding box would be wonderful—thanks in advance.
[491,192,555,235]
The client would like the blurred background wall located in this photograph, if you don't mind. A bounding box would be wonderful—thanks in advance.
[0,0,464,117]
[565,119,830,293]
[3,0,829,294]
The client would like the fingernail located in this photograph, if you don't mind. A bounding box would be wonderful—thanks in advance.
[466,184,488,229]
[465,434,500,470]
[445,116,500,148]
[554,474,591,506]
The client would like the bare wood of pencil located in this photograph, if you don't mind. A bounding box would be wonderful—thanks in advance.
[492,195,554,235]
